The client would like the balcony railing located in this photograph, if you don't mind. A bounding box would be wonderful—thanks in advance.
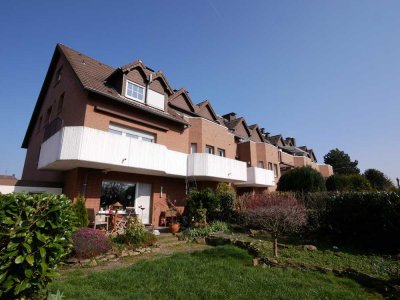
[236,167,275,187]
[39,126,275,187]
[38,126,187,177]
[187,153,247,182]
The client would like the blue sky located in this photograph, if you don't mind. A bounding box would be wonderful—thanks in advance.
[0,1,399,182]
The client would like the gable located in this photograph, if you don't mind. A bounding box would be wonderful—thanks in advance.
[235,120,251,138]
[125,68,146,87]
[250,128,263,142]
[150,78,170,96]
[169,93,196,113]
[197,105,215,121]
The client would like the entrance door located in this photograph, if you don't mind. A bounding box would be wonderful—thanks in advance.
[135,183,152,224]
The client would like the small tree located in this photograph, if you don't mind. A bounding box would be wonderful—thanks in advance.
[72,195,88,228]
[216,183,236,221]
[277,166,326,192]
[323,148,360,175]
[364,169,394,191]
[185,188,219,222]
[239,193,307,257]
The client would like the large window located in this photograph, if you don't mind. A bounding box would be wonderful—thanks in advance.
[101,180,136,208]
[126,81,145,102]
[109,123,155,143]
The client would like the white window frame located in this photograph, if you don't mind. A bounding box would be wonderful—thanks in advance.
[108,123,155,143]
[125,80,145,103]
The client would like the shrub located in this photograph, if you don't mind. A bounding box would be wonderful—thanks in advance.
[277,167,326,192]
[72,195,88,228]
[0,193,75,299]
[185,188,219,222]
[72,228,111,258]
[216,183,236,221]
[326,174,371,191]
[238,193,307,257]
[364,169,394,191]
[122,217,157,247]
[182,221,231,239]
[325,191,400,251]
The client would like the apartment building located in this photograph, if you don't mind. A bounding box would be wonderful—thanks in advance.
[21,44,333,225]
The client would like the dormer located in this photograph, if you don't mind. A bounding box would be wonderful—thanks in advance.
[248,124,264,143]
[195,100,219,123]
[105,60,173,112]
[168,88,197,115]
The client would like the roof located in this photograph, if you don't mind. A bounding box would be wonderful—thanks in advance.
[22,44,188,148]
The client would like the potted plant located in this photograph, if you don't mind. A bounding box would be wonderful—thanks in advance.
[167,204,180,234]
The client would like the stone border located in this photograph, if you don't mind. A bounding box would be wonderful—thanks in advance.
[64,246,159,268]
[205,236,400,299]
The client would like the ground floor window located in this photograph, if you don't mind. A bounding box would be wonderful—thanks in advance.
[100,180,136,208]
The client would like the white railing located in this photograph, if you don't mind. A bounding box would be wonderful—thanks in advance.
[236,167,275,187]
[187,153,247,182]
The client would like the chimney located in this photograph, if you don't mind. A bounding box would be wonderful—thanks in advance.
[222,112,237,121]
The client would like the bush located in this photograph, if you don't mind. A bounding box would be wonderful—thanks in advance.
[216,183,236,221]
[182,221,231,239]
[326,174,371,191]
[364,169,394,191]
[0,193,75,299]
[72,228,111,258]
[123,217,157,247]
[325,191,400,251]
[72,195,88,228]
[185,188,219,222]
[277,167,326,192]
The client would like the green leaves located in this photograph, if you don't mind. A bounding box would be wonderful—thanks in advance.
[0,193,76,298]
[15,255,24,264]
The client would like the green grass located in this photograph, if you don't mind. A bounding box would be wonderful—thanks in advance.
[252,238,400,280]
[50,246,381,299]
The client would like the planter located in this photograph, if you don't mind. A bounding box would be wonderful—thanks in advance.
[169,223,180,234]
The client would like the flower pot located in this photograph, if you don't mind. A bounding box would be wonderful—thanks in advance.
[169,223,180,234]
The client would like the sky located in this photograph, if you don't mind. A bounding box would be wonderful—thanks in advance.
[0,1,399,183]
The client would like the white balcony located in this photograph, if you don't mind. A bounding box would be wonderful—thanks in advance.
[38,126,187,177]
[236,167,275,187]
[187,153,247,182]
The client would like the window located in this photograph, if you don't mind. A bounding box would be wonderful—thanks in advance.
[101,181,136,208]
[108,123,155,143]
[268,162,273,170]
[278,150,282,162]
[126,81,145,102]
[57,93,64,114]
[217,148,225,157]
[258,161,264,168]
[205,145,214,154]
[273,164,279,178]
[190,143,197,154]
[45,106,52,124]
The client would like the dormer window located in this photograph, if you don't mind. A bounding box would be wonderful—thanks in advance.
[126,81,145,102]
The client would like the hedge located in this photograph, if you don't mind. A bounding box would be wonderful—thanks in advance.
[0,193,76,298]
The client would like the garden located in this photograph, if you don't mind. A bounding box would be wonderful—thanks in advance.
[1,169,400,299]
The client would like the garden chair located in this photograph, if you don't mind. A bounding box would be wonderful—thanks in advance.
[110,209,135,235]
[87,208,109,231]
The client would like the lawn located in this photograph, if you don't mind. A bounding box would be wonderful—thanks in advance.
[50,246,381,299]
[231,234,400,281]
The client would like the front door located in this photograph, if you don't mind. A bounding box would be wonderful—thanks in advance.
[135,183,152,224]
